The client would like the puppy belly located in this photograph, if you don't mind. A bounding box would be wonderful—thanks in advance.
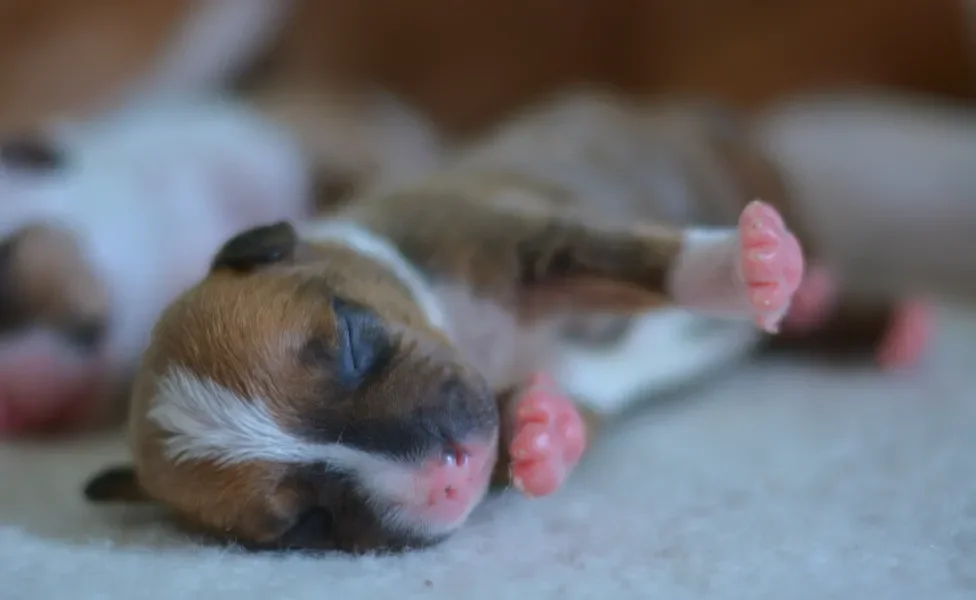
[549,309,762,417]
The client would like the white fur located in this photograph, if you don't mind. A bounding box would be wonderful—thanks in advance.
[433,283,556,392]
[0,98,311,367]
[299,220,450,334]
[148,366,480,535]
[667,228,753,317]
[149,367,414,486]
[552,309,761,416]
[149,367,317,467]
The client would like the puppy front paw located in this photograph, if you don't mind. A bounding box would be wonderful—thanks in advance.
[737,200,805,333]
[507,374,586,497]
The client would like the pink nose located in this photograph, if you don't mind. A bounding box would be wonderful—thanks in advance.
[0,335,107,436]
[411,440,496,528]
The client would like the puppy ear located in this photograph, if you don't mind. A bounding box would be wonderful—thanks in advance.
[83,464,154,504]
[211,222,298,273]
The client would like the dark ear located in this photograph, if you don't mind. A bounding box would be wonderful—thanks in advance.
[83,464,154,504]
[211,222,298,273]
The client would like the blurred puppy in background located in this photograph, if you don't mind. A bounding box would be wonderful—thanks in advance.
[0,0,973,435]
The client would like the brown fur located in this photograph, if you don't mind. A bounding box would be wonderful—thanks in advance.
[0,224,108,347]
[343,172,684,313]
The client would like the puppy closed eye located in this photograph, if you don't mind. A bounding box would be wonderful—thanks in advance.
[332,298,391,386]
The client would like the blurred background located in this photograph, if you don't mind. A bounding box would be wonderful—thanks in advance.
[0,0,972,135]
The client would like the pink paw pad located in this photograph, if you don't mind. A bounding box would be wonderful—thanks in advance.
[509,374,587,498]
[738,200,805,333]
[877,301,934,370]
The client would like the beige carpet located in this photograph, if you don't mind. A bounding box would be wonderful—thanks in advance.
[2,305,975,600]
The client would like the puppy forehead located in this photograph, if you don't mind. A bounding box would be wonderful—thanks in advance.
[151,271,341,394]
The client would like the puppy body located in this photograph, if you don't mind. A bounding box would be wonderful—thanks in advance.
[87,90,809,553]
[87,89,976,552]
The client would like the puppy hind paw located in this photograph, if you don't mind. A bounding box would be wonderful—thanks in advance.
[737,200,805,333]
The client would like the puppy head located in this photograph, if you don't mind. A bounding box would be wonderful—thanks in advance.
[85,221,500,553]
[0,136,119,434]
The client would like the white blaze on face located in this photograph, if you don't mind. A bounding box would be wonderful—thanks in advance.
[149,366,493,537]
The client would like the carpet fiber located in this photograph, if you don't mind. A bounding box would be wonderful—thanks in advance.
[3,306,976,600]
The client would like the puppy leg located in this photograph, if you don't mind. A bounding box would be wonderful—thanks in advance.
[517,200,804,333]
[685,98,928,367]
[493,201,802,498]
[759,196,931,368]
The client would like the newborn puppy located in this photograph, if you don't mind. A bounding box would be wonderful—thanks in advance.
[83,94,807,553]
[83,90,976,552]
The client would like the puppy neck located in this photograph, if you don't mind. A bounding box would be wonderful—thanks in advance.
[297,219,450,335]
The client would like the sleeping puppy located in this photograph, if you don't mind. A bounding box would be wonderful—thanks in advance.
[82,90,976,553]
[80,92,813,553]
